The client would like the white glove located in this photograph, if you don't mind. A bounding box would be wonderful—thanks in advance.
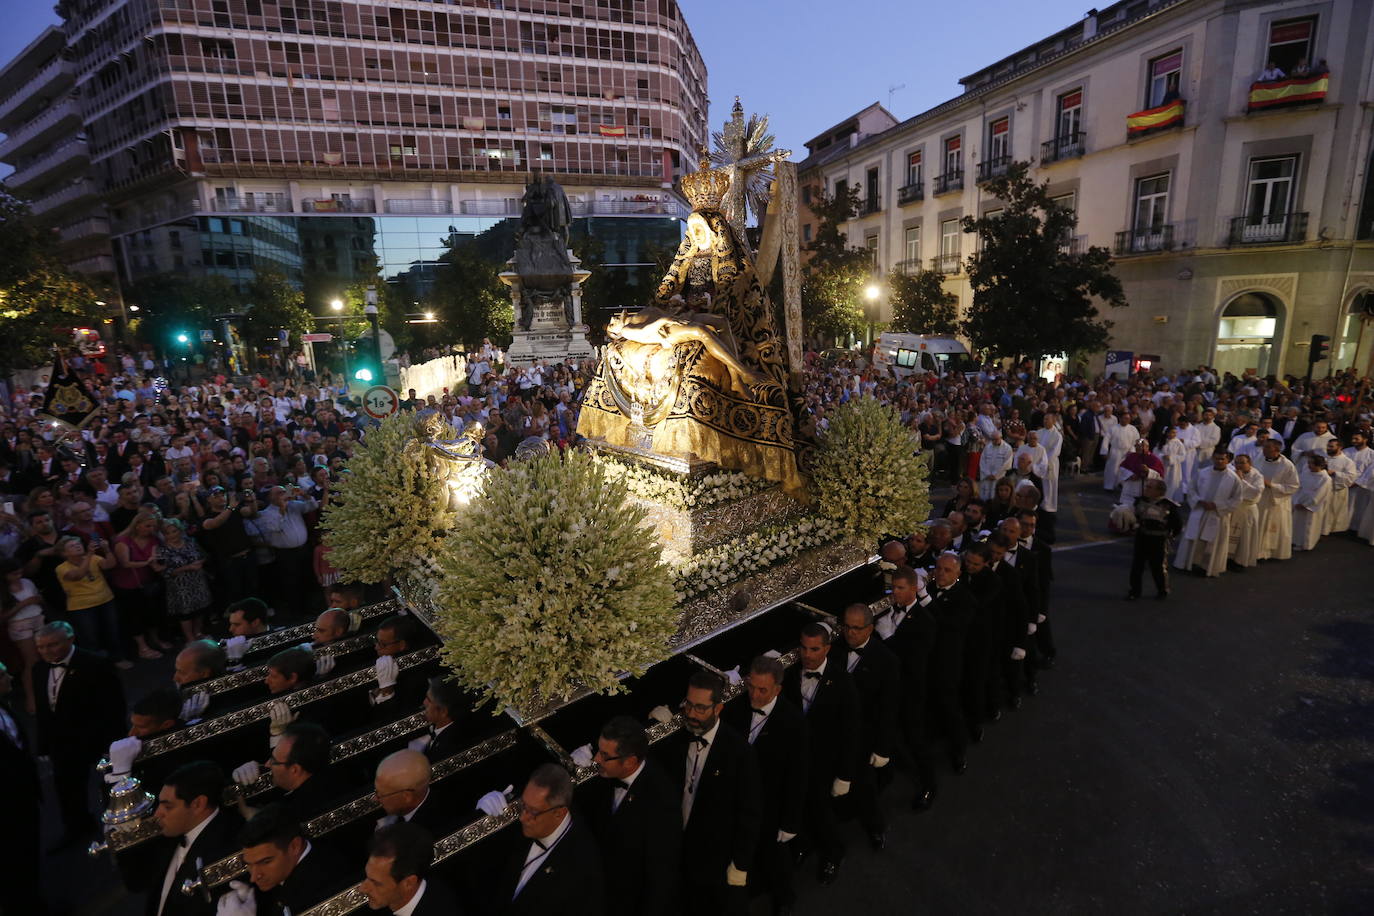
[348,610,363,632]
[406,735,433,753]
[268,699,296,736]
[1011,647,1027,661]
[570,744,594,768]
[777,830,796,843]
[231,761,262,785]
[726,863,748,887]
[915,567,928,589]
[105,737,142,782]
[224,635,249,662]
[1027,622,1038,635]
[763,649,781,659]
[647,705,673,724]
[869,753,890,769]
[1037,614,1046,624]
[874,616,897,641]
[831,778,851,797]
[877,560,897,572]
[723,666,742,687]
[374,655,399,690]
[216,879,257,916]
[180,691,209,722]
[475,785,513,816]
[314,653,335,676]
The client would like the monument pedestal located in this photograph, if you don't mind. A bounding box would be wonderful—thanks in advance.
[501,251,595,367]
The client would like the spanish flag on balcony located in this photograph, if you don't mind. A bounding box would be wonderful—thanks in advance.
[1127,99,1186,135]
[598,125,626,137]
[1247,75,1329,110]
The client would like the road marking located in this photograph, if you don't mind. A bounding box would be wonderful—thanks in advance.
[1052,538,1127,553]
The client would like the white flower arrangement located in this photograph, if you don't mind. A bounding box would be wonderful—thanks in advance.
[321,413,457,584]
[811,397,932,545]
[670,514,844,601]
[431,450,679,714]
[586,451,769,511]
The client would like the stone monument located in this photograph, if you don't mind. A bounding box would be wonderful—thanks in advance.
[500,175,595,367]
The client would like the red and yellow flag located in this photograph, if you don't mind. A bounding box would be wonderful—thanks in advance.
[1248,76,1329,110]
[598,125,626,137]
[1127,99,1186,135]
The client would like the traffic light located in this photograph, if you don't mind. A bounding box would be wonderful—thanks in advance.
[1309,334,1331,363]
[353,366,375,383]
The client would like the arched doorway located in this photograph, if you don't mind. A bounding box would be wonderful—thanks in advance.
[1215,292,1283,378]
[1336,289,1374,373]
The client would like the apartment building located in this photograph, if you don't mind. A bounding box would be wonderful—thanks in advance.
[800,0,1374,378]
[1,0,709,317]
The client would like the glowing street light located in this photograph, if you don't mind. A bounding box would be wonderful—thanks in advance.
[864,284,881,301]
[330,298,344,312]
[176,333,189,344]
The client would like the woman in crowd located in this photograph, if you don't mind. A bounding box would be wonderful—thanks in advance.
[111,510,167,659]
[152,517,211,642]
[1,556,45,712]
[942,477,977,518]
[55,535,130,668]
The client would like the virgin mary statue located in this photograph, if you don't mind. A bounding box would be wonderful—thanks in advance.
[577,156,805,495]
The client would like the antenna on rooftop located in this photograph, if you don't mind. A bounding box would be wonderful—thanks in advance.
[887,83,906,110]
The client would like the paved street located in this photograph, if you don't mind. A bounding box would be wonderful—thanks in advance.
[39,477,1374,916]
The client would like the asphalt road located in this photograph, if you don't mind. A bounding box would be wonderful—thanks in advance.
[38,475,1374,916]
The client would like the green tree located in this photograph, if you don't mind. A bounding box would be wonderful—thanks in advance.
[0,189,105,373]
[243,269,311,348]
[572,232,634,341]
[124,273,242,356]
[888,270,958,335]
[961,161,1126,361]
[802,185,870,344]
[425,229,513,350]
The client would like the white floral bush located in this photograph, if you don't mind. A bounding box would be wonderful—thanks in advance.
[670,515,844,601]
[321,413,456,584]
[586,450,769,511]
[811,397,931,544]
[432,450,679,713]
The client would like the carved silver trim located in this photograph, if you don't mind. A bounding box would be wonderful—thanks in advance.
[231,598,400,657]
[144,647,439,760]
[197,630,385,698]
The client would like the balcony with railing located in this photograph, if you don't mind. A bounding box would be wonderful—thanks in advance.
[199,197,292,214]
[892,258,924,276]
[898,181,924,205]
[930,253,963,275]
[1227,211,1308,246]
[29,178,98,217]
[1041,132,1085,164]
[58,216,110,244]
[933,170,964,196]
[859,196,882,217]
[1057,235,1086,255]
[0,56,73,124]
[302,198,377,213]
[1247,70,1330,112]
[0,97,82,161]
[976,156,1012,183]
[1114,225,1175,255]
[5,136,89,191]
[385,199,454,215]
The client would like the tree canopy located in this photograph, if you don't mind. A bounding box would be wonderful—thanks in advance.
[888,269,958,335]
[424,226,514,350]
[802,184,870,344]
[961,161,1126,361]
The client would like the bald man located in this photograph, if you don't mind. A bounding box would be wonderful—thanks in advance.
[373,750,448,835]
[310,609,350,647]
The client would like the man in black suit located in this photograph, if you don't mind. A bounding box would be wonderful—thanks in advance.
[360,822,462,915]
[495,763,604,915]
[653,669,761,916]
[923,553,977,772]
[1017,510,1057,667]
[960,545,1006,729]
[414,675,471,762]
[987,532,1031,710]
[233,722,341,822]
[839,603,901,850]
[782,622,860,885]
[579,715,681,914]
[998,517,1042,697]
[217,804,349,916]
[0,660,44,914]
[724,655,807,915]
[372,749,448,835]
[32,620,127,849]
[128,761,244,916]
[876,567,937,810]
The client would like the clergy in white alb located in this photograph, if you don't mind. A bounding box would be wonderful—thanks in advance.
[1255,439,1300,562]
[978,433,1014,500]
[1158,427,1189,504]
[1175,418,1201,493]
[1228,453,1265,568]
[1321,440,1357,535]
[1038,414,1064,513]
[1343,433,1374,532]
[1291,421,1335,460]
[1292,453,1332,551]
[1104,416,1139,493]
[1175,450,1243,578]
[1193,412,1222,477]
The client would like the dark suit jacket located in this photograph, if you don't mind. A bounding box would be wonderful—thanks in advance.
[924,581,976,689]
[579,760,681,915]
[394,877,462,915]
[724,694,807,838]
[132,807,245,916]
[843,638,901,760]
[993,559,1030,652]
[426,721,466,762]
[783,661,860,786]
[31,648,127,761]
[883,601,937,737]
[494,816,605,916]
[654,719,761,877]
[252,840,351,916]
[1026,538,1054,612]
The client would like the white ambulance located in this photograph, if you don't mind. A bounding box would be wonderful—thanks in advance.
[873,333,975,380]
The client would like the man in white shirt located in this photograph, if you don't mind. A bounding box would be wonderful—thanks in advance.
[1291,419,1335,459]
[1194,409,1222,475]
[361,822,459,916]
[1344,431,1374,531]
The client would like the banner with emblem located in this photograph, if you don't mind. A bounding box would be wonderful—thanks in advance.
[40,353,98,428]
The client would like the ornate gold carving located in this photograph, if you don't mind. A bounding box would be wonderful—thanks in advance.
[215,599,400,662]
[681,149,731,212]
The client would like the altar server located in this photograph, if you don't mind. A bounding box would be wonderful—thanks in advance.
[1255,438,1300,562]
[1292,453,1332,551]
[1174,449,1242,577]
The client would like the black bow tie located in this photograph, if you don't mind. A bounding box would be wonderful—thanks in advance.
[689,735,707,747]
[177,835,189,848]
[849,646,865,656]
[611,779,630,791]
[751,708,768,716]
[803,671,821,680]
[533,838,548,852]
[51,662,68,669]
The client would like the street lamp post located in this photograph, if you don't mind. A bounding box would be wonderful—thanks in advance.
[864,283,882,348]
[330,298,348,384]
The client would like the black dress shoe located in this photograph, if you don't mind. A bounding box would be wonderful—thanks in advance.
[1157,590,1170,600]
[1040,656,1056,670]
[868,830,886,851]
[990,709,1003,722]
[970,726,985,744]
[911,789,935,812]
[1027,682,1039,697]
[818,858,842,885]
[951,754,967,774]
[1124,592,1140,601]
[1010,695,1023,710]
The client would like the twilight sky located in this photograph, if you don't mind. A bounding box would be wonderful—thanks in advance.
[2,0,1095,165]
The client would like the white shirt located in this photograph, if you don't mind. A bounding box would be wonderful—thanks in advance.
[747,696,778,745]
[48,646,75,707]
[158,809,220,915]
[846,637,871,673]
[514,812,572,898]
[799,658,828,713]
[392,879,429,916]
[682,719,719,823]
[613,760,644,813]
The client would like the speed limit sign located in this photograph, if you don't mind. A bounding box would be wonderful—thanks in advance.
[362,385,400,419]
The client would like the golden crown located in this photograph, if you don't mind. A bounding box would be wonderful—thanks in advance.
[681,149,730,212]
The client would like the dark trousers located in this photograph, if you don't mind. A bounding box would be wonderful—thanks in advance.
[893,706,935,796]
[51,752,96,836]
[216,551,259,608]
[1130,535,1170,596]
[932,675,968,758]
[800,781,845,866]
[944,444,967,483]
[683,876,747,916]
[751,836,796,908]
[851,759,886,834]
[1036,616,1058,660]
[270,544,311,615]
[3,799,44,913]
[962,628,994,724]
[67,600,125,660]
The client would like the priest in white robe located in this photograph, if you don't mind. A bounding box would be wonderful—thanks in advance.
[1292,453,1332,551]
[1321,439,1357,535]
[1291,420,1335,459]
[1015,432,1048,478]
[1158,427,1189,504]
[1228,453,1265,568]
[1356,458,1374,545]
[1175,417,1201,494]
[1255,438,1300,562]
[1175,449,1243,577]
[1104,415,1139,493]
[1038,413,1063,514]
[1343,432,1374,532]
[1193,410,1222,480]
[978,431,1014,500]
